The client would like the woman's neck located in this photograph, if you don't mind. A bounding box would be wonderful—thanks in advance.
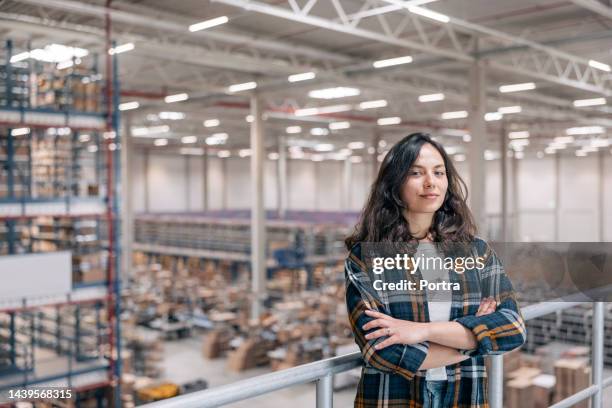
[404,210,434,240]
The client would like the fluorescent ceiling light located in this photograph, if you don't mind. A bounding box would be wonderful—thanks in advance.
[544,147,557,154]
[245,115,254,123]
[295,104,352,116]
[484,150,500,161]
[454,154,466,162]
[463,134,471,142]
[581,146,598,153]
[103,131,116,139]
[339,148,352,155]
[218,150,231,158]
[159,111,185,120]
[79,134,91,143]
[440,110,468,120]
[377,116,401,126]
[359,99,387,110]
[181,136,198,144]
[350,156,362,163]
[406,5,450,23]
[441,128,467,137]
[498,105,522,114]
[566,126,605,135]
[10,52,30,63]
[484,112,503,121]
[28,44,88,63]
[180,147,204,155]
[311,128,330,136]
[573,97,606,107]
[348,142,365,150]
[118,101,139,111]
[311,154,324,162]
[591,139,610,148]
[553,136,574,144]
[164,93,189,103]
[309,87,360,99]
[588,59,611,72]
[575,150,588,157]
[189,16,229,32]
[286,126,302,134]
[515,151,524,159]
[418,93,444,102]
[11,127,30,136]
[228,81,257,93]
[267,152,279,160]
[288,72,316,82]
[239,149,251,157]
[329,121,351,130]
[508,131,529,139]
[499,82,536,93]
[314,143,334,152]
[88,145,98,153]
[206,133,228,145]
[154,138,168,146]
[510,139,529,146]
[548,142,567,149]
[108,42,134,55]
[203,119,220,127]
[131,125,169,137]
[373,55,413,69]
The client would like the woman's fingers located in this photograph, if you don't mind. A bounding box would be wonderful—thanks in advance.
[476,297,497,316]
[365,328,392,340]
[362,318,390,331]
[365,310,391,319]
[374,336,398,350]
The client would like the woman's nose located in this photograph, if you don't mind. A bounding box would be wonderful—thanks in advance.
[424,173,435,188]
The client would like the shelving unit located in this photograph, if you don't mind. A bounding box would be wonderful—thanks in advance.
[0,37,122,404]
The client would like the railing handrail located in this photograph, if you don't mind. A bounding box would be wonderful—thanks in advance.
[141,300,604,408]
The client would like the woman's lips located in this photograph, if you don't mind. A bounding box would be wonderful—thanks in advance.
[420,194,439,199]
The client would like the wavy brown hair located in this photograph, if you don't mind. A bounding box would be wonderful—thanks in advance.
[345,133,477,249]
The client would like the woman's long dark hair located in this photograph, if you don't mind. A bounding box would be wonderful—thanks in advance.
[345,133,477,249]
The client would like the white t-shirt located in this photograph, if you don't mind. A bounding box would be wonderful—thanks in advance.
[415,243,452,381]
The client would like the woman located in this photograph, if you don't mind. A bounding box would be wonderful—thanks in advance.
[344,133,526,407]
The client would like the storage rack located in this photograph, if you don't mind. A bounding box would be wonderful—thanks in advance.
[0,38,122,404]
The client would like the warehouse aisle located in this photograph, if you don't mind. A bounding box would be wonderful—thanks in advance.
[161,336,356,407]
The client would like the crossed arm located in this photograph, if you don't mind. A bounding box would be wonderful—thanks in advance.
[362,297,497,369]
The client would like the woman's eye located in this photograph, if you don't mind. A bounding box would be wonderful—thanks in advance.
[409,171,421,176]
[435,171,446,176]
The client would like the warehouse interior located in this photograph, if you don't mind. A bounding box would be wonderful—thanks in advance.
[1,0,612,407]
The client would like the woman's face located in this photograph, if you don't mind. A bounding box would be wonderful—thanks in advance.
[400,143,448,215]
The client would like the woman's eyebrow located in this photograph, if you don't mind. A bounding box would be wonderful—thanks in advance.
[411,164,446,169]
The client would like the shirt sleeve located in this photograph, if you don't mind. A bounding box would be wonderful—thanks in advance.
[453,242,527,357]
[345,246,429,380]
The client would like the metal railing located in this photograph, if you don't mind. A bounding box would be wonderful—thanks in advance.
[142,301,610,408]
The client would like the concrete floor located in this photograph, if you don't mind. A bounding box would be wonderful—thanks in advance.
[160,334,612,408]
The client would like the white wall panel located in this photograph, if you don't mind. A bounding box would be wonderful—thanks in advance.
[604,155,612,241]
[131,150,146,212]
[226,158,251,209]
[288,160,316,210]
[315,161,342,211]
[207,157,225,209]
[349,162,370,212]
[187,156,204,211]
[559,156,598,241]
[148,153,187,211]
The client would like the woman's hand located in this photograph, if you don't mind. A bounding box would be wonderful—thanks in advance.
[363,297,497,351]
[363,310,429,350]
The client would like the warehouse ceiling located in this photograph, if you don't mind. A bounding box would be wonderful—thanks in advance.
[1,0,612,160]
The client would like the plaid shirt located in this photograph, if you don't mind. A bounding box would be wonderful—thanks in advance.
[345,238,527,407]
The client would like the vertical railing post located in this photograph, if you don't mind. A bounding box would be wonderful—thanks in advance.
[316,373,333,408]
[489,355,503,408]
[591,302,604,408]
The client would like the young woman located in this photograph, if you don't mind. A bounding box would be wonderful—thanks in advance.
[344,133,526,407]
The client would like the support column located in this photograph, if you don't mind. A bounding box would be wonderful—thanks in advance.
[277,135,287,218]
[468,58,487,235]
[511,154,520,241]
[120,114,133,276]
[343,158,352,210]
[598,150,604,242]
[143,148,150,213]
[185,155,191,211]
[250,94,266,320]
[500,125,508,242]
[203,147,209,211]
[554,152,561,242]
[371,130,380,181]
